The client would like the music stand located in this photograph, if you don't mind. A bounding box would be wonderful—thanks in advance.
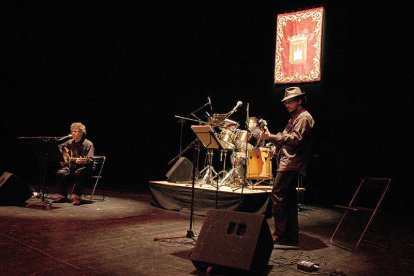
[191,125,223,209]
[18,137,64,209]
[191,125,222,186]
[191,125,224,150]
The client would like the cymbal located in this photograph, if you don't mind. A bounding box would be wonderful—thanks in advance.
[208,116,239,128]
[223,119,238,127]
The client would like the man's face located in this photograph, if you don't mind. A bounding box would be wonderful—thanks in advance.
[71,128,83,141]
[248,120,257,131]
[283,98,300,114]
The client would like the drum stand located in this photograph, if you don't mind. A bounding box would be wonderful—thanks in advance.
[199,149,218,185]
[214,150,229,183]
[219,152,245,187]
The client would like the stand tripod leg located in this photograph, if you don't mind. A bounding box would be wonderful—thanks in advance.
[26,152,53,210]
[219,168,234,186]
[199,149,218,185]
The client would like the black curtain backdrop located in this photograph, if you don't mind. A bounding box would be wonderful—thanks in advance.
[2,1,412,210]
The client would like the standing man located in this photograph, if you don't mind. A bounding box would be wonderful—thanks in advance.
[53,122,95,206]
[261,87,315,245]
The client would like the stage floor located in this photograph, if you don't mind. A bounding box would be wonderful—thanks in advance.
[0,188,413,275]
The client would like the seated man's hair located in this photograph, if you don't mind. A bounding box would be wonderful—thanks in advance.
[71,122,86,134]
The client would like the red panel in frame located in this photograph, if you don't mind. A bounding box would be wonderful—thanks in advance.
[274,7,324,84]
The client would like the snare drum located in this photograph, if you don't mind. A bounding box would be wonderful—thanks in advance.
[246,147,272,180]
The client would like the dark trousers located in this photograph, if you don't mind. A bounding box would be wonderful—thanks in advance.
[56,166,93,197]
[271,170,299,243]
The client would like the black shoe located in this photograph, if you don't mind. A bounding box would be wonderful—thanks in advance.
[274,238,298,246]
[273,235,298,246]
[274,240,298,246]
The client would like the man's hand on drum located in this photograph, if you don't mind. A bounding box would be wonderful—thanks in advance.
[260,125,271,140]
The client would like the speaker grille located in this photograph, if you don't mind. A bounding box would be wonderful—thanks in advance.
[190,209,273,275]
[165,157,195,183]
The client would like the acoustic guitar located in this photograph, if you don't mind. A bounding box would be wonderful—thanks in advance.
[62,147,92,167]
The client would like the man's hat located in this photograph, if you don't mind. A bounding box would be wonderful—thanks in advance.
[281,87,305,102]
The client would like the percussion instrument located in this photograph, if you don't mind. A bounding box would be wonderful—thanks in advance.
[248,134,261,148]
[218,129,235,150]
[246,147,272,180]
[232,151,246,185]
[208,114,238,128]
[234,130,253,151]
[232,151,246,164]
[235,130,250,143]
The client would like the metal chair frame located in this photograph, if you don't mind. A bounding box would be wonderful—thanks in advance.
[330,177,391,251]
[89,155,106,200]
[70,155,106,201]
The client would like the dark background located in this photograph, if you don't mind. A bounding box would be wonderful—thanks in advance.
[1,1,412,211]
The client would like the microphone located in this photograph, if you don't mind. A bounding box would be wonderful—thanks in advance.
[57,134,72,143]
[231,101,243,113]
[207,97,212,111]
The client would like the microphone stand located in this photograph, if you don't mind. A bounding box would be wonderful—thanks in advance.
[17,136,66,210]
[154,102,210,242]
[176,100,211,157]
[169,116,206,166]
[154,138,200,241]
[155,102,238,242]
[239,104,249,202]
[187,138,199,238]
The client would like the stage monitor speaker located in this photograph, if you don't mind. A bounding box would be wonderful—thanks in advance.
[0,172,32,206]
[190,209,273,275]
[165,157,196,183]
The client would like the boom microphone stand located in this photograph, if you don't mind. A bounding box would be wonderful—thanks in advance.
[176,98,211,157]
[238,103,249,199]
[168,116,206,166]
[187,139,199,238]
[17,135,71,209]
[154,100,242,242]
[155,101,211,242]
[154,137,201,241]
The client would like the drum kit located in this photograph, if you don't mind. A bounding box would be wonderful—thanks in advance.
[196,113,275,188]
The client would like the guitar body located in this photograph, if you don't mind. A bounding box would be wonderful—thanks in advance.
[61,147,91,168]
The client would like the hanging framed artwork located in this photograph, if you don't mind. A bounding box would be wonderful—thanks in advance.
[274,7,325,84]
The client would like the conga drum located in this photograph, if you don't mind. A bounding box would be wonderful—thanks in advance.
[246,147,272,180]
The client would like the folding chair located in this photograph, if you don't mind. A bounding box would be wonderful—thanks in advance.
[70,155,107,201]
[89,155,106,201]
[330,177,391,251]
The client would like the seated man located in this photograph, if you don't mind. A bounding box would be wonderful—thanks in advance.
[53,122,95,205]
